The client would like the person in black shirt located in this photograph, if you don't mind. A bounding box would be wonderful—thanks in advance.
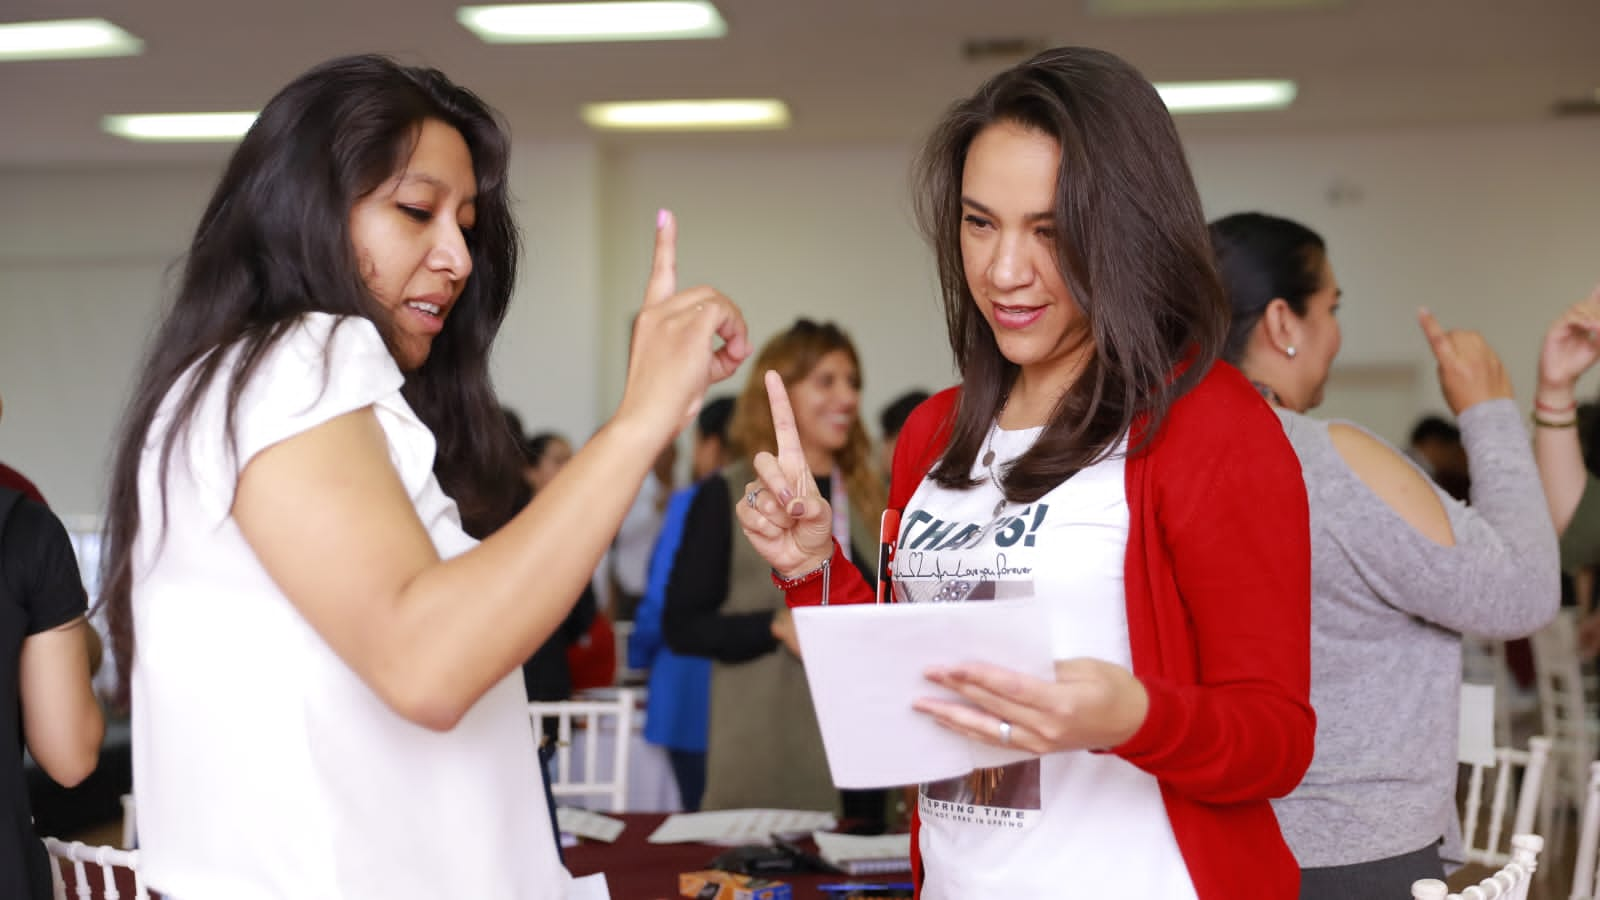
[1,488,103,900]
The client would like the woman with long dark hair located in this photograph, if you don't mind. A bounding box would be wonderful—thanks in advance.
[99,54,746,898]
[735,47,1314,897]
[1210,211,1557,897]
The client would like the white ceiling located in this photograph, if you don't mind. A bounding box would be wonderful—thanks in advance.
[2,0,1597,166]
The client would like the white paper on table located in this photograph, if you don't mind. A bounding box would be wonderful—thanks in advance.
[567,872,610,899]
[1458,682,1497,767]
[793,598,1055,788]
[557,806,626,843]
[646,808,837,845]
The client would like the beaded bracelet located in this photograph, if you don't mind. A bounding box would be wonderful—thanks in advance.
[771,556,831,606]
[1534,398,1577,415]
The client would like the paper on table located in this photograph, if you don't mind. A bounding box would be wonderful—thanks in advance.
[646,808,838,845]
[793,598,1054,788]
[557,806,626,843]
[811,830,912,869]
[1458,682,1497,768]
[568,872,611,899]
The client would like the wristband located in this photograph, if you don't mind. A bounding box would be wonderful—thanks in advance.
[1532,411,1578,429]
[1535,397,1577,415]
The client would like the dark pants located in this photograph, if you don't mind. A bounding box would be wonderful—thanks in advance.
[667,749,707,812]
[1299,843,1445,899]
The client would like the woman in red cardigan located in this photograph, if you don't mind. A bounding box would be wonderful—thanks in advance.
[735,46,1313,899]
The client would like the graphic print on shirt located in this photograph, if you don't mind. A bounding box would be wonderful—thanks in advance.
[893,501,1051,830]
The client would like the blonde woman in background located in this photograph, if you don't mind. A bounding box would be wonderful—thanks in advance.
[664,319,887,824]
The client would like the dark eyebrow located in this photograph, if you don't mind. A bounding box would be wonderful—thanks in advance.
[400,173,477,204]
[961,196,1053,224]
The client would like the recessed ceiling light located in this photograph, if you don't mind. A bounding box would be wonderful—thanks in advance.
[582,99,789,131]
[103,112,259,143]
[458,1,726,43]
[0,18,142,62]
[1155,80,1297,113]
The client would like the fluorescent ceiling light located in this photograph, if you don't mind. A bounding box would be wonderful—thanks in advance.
[582,99,789,131]
[1155,80,1296,113]
[458,1,726,43]
[103,112,259,142]
[0,18,142,62]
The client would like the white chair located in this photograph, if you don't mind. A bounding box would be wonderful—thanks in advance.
[1531,610,1600,866]
[1461,736,1552,867]
[43,837,151,900]
[529,687,635,812]
[1412,833,1543,900]
[1568,761,1600,899]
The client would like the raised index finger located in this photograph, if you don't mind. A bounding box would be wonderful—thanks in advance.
[643,208,677,307]
[764,370,808,479]
[1417,307,1455,363]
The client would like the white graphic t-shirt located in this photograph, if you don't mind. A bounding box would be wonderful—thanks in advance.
[896,423,1196,899]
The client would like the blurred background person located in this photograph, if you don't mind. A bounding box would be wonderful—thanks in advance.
[3,485,104,900]
[609,444,676,623]
[877,388,930,477]
[665,319,887,825]
[627,394,735,811]
[1213,210,1557,896]
[1407,414,1471,502]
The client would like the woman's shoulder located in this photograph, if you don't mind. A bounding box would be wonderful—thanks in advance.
[900,386,960,443]
[1160,362,1279,443]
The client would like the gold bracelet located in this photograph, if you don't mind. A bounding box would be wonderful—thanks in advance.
[1532,411,1578,428]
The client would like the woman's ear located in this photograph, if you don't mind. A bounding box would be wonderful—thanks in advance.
[1260,297,1302,358]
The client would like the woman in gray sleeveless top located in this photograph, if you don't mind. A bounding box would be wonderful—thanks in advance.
[663,320,886,816]
[1211,212,1559,898]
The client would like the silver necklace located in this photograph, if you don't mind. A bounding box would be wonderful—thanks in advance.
[981,421,1007,517]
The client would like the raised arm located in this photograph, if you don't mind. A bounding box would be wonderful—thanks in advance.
[1533,288,1600,534]
[233,211,751,732]
[1324,312,1558,638]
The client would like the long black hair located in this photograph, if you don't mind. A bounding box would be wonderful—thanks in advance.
[913,46,1227,502]
[99,54,524,701]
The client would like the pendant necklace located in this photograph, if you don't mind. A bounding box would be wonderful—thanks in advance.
[981,422,1008,518]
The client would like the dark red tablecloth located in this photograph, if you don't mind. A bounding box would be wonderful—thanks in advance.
[566,813,894,899]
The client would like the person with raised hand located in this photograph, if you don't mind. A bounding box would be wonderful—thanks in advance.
[664,319,886,820]
[738,47,1314,900]
[97,54,746,900]
[1212,210,1558,897]
[1531,286,1600,533]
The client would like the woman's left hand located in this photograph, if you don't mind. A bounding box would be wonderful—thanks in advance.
[914,658,1149,754]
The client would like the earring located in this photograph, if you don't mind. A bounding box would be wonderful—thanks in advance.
[1285,346,1298,359]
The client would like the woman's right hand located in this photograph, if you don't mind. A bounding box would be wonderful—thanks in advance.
[1536,286,1600,407]
[614,210,751,442]
[1418,308,1514,415]
[735,371,836,578]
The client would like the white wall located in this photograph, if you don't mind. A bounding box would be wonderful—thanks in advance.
[2,119,1597,516]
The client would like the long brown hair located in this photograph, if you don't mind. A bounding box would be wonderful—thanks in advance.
[728,319,886,529]
[97,55,525,704]
[912,46,1227,502]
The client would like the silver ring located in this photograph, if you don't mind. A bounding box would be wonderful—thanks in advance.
[745,487,764,509]
[997,720,1012,745]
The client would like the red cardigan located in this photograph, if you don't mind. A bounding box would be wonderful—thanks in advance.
[783,364,1314,899]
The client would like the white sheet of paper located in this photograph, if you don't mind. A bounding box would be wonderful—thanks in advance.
[811,830,912,864]
[793,598,1055,788]
[557,806,626,843]
[1458,682,1497,767]
[646,808,838,845]
[567,872,610,899]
